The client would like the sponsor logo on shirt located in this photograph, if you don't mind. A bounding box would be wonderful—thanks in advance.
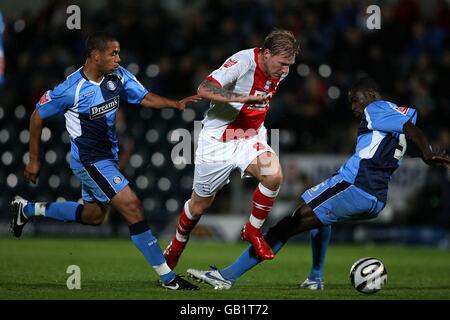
[247,105,268,111]
[247,91,272,110]
[89,96,119,120]
[38,91,52,105]
[223,58,238,68]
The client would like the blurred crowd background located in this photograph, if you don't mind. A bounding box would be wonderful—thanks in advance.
[0,0,448,240]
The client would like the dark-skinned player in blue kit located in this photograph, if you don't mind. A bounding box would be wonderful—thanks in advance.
[187,77,450,290]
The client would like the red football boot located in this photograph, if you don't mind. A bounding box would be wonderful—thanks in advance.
[241,223,274,260]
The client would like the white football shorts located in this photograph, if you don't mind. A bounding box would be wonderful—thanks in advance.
[193,129,275,197]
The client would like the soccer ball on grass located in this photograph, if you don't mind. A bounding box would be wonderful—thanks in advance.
[349,257,387,294]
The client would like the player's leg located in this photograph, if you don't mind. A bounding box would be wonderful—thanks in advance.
[300,226,331,290]
[242,150,283,260]
[79,201,109,225]
[309,226,331,280]
[189,175,386,289]
[10,197,84,237]
[296,178,384,290]
[188,200,322,288]
[222,201,322,280]
[111,185,173,283]
[10,192,106,237]
[165,132,235,269]
[189,174,343,287]
[164,191,215,269]
[79,159,196,289]
[111,184,197,289]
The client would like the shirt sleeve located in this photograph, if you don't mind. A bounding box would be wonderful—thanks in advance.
[364,101,417,134]
[36,82,73,120]
[207,52,252,87]
[118,66,149,104]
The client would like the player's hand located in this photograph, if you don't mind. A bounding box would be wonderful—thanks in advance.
[175,95,203,111]
[423,148,450,169]
[426,155,450,169]
[238,94,268,105]
[24,159,41,184]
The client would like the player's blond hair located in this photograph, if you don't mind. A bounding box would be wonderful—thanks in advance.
[262,29,299,58]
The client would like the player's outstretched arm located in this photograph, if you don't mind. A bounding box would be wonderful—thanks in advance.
[140,92,202,111]
[24,110,43,184]
[197,79,267,104]
[404,121,450,169]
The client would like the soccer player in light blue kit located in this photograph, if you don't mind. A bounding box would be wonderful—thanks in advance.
[10,32,201,290]
[186,77,450,290]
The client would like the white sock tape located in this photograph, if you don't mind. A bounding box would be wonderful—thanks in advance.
[35,203,47,216]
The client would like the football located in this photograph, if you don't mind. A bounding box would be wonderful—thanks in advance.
[349,257,387,294]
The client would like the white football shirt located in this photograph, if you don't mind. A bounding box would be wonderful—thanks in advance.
[202,48,288,141]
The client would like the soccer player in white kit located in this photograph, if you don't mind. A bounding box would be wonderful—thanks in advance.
[164,29,299,269]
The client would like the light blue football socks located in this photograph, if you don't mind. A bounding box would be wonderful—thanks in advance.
[23,201,82,222]
[220,238,285,283]
[309,225,331,280]
[129,220,175,284]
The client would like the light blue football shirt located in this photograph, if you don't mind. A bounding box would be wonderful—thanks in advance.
[36,66,148,168]
[338,100,418,202]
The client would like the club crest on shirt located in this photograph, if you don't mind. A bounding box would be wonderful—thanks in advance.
[89,96,119,120]
[38,90,52,105]
[112,176,123,184]
[106,80,117,91]
[263,80,272,92]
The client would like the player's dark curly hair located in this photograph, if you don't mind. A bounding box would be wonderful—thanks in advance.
[86,32,118,57]
[350,77,380,93]
[262,29,299,57]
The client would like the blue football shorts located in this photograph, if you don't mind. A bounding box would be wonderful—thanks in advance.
[301,174,385,226]
[71,159,129,204]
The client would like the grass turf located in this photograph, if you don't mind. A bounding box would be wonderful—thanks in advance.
[0,237,449,300]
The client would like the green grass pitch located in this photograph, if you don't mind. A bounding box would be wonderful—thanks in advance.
[1,237,449,300]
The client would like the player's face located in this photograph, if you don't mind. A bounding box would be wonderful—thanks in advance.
[348,90,367,118]
[262,50,295,79]
[98,41,121,74]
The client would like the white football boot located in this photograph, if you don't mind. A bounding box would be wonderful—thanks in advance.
[187,266,233,290]
[300,277,324,290]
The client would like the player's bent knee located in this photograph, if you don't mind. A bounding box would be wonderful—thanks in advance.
[120,198,145,223]
[262,171,283,191]
[81,205,105,226]
[273,170,283,188]
[126,198,144,216]
[292,201,314,221]
[83,212,105,226]
[189,193,214,217]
